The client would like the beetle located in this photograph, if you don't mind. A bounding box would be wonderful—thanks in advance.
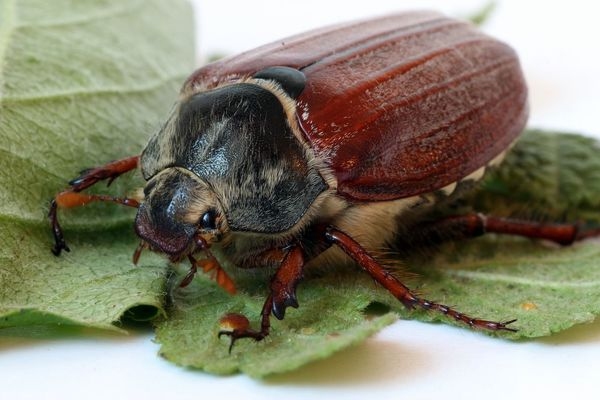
[49,11,592,348]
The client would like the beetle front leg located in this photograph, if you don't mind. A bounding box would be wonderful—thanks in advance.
[67,155,140,192]
[219,295,274,353]
[218,245,305,351]
[49,193,140,255]
[325,226,517,332]
[49,155,140,255]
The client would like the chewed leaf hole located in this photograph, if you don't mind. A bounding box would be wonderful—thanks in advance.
[362,301,392,319]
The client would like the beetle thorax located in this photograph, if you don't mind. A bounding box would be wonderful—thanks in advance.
[138,81,328,256]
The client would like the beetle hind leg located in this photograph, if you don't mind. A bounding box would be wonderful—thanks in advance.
[325,226,517,332]
[413,213,600,246]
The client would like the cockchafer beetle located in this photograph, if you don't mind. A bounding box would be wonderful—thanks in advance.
[49,11,596,348]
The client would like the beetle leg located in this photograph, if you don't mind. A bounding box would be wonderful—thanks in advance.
[181,235,237,293]
[219,294,274,353]
[325,226,517,332]
[49,193,140,256]
[68,155,139,192]
[184,253,237,294]
[49,155,140,256]
[218,245,305,350]
[416,213,599,246]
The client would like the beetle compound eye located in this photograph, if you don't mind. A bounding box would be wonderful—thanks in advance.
[200,210,217,230]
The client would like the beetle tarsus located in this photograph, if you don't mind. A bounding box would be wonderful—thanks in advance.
[218,328,268,354]
[219,295,273,353]
[48,199,70,256]
[414,297,518,332]
[49,155,140,255]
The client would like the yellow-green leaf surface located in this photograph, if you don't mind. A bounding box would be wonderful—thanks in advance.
[0,0,194,329]
[472,130,600,222]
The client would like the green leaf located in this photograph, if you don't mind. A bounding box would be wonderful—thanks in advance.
[470,129,600,223]
[0,0,194,226]
[402,238,600,337]
[0,0,194,329]
[467,2,497,26]
[0,223,167,330]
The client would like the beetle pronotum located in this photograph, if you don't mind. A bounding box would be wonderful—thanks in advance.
[50,11,596,349]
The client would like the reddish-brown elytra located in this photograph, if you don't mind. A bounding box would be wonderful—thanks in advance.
[49,11,592,350]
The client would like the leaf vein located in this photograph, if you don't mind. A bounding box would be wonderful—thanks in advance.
[1,75,185,105]
[447,270,600,288]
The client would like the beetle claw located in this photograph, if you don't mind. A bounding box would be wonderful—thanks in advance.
[218,329,267,354]
[497,319,518,332]
[67,176,84,187]
[48,199,70,256]
[51,241,70,256]
[271,292,299,320]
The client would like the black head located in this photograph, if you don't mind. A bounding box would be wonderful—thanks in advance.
[134,168,223,259]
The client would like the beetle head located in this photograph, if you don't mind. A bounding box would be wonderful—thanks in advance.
[134,167,225,260]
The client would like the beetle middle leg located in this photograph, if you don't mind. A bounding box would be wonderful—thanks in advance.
[49,155,140,255]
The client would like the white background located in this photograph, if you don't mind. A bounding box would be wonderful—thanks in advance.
[2,1,600,399]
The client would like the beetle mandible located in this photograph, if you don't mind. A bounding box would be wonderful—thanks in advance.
[49,11,591,348]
